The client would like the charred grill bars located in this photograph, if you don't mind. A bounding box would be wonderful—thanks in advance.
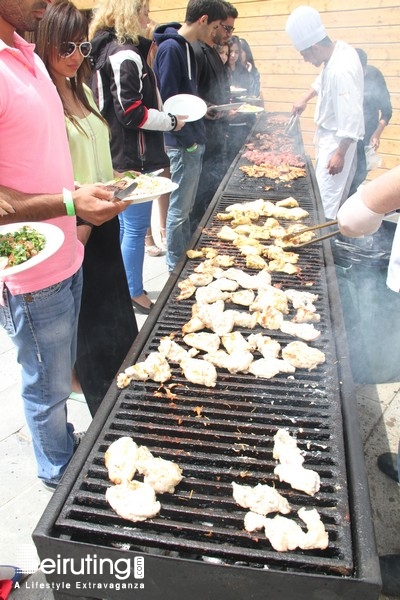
[33,114,381,600]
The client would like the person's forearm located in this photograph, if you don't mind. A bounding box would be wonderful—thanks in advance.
[362,166,400,214]
[0,186,65,224]
[337,137,353,157]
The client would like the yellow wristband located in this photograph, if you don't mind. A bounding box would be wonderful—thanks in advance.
[62,188,76,217]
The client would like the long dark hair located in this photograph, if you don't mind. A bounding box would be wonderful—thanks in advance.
[35,0,106,133]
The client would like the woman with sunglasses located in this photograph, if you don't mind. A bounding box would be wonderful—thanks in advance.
[89,0,186,314]
[35,0,138,416]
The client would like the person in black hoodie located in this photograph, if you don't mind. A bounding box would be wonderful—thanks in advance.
[89,0,186,313]
[153,0,228,272]
[190,1,238,233]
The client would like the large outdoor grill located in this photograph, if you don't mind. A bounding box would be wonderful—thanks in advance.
[33,113,381,600]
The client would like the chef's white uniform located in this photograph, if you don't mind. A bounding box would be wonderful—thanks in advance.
[312,41,364,219]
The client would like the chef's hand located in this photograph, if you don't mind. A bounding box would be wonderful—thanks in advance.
[327,149,345,175]
[291,101,306,115]
[73,185,127,226]
[337,190,385,237]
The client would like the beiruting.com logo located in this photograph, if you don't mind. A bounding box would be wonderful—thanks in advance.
[13,544,145,592]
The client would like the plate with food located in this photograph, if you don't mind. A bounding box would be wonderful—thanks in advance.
[108,174,179,204]
[208,102,244,112]
[0,222,65,277]
[237,104,264,113]
[163,94,207,122]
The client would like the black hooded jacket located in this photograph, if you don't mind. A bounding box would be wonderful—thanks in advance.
[90,28,171,172]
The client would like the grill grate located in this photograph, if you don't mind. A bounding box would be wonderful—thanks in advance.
[34,113,380,600]
[53,126,353,576]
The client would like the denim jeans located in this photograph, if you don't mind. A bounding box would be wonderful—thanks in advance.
[166,144,205,271]
[119,201,152,297]
[0,270,83,485]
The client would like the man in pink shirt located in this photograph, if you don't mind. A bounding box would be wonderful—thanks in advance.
[0,0,127,490]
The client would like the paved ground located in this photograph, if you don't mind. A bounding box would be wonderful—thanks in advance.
[0,223,399,599]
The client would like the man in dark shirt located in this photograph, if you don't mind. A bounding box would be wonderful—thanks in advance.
[349,48,392,195]
[190,1,238,232]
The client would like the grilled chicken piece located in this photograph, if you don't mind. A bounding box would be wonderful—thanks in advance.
[257,306,284,330]
[105,437,140,484]
[158,337,188,363]
[274,463,320,496]
[239,244,264,257]
[285,289,319,312]
[226,199,265,214]
[250,286,289,314]
[194,299,225,325]
[264,515,305,551]
[209,310,236,336]
[180,357,218,387]
[141,457,183,494]
[281,341,326,370]
[176,278,196,300]
[231,310,259,329]
[298,508,329,550]
[223,267,272,290]
[247,333,281,358]
[204,349,253,373]
[106,481,161,522]
[186,249,204,259]
[209,277,240,292]
[193,261,224,277]
[273,429,304,466]
[141,352,172,383]
[232,482,291,516]
[183,332,220,354]
[229,289,256,306]
[188,272,214,287]
[182,316,205,334]
[244,511,267,533]
[246,254,268,269]
[269,260,301,275]
[248,357,295,379]
[221,331,251,354]
[195,286,230,304]
[280,320,320,341]
[266,245,299,264]
[276,197,299,208]
[292,307,320,323]
[217,225,239,241]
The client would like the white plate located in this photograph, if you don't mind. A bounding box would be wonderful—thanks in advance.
[117,176,179,203]
[0,222,65,277]
[230,86,247,93]
[163,94,207,122]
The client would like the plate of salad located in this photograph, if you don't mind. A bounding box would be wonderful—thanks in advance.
[0,222,65,277]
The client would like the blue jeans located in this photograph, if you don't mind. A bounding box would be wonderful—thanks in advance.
[166,144,205,271]
[0,270,83,485]
[119,201,152,297]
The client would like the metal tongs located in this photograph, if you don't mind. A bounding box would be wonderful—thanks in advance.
[284,112,298,135]
[281,220,339,249]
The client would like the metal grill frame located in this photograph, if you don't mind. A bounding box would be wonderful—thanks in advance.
[33,114,381,600]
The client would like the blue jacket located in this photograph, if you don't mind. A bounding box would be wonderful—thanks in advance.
[153,23,206,148]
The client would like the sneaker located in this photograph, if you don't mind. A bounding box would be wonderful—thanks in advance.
[73,431,86,450]
[42,480,58,492]
[0,565,24,586]
[377,452,399,483]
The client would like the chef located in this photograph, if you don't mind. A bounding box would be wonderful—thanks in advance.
[285,5,364,219]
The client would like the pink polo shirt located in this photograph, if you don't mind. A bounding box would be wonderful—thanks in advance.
[0,33,83,295]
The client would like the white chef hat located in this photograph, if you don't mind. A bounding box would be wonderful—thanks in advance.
[285,5,327,52]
